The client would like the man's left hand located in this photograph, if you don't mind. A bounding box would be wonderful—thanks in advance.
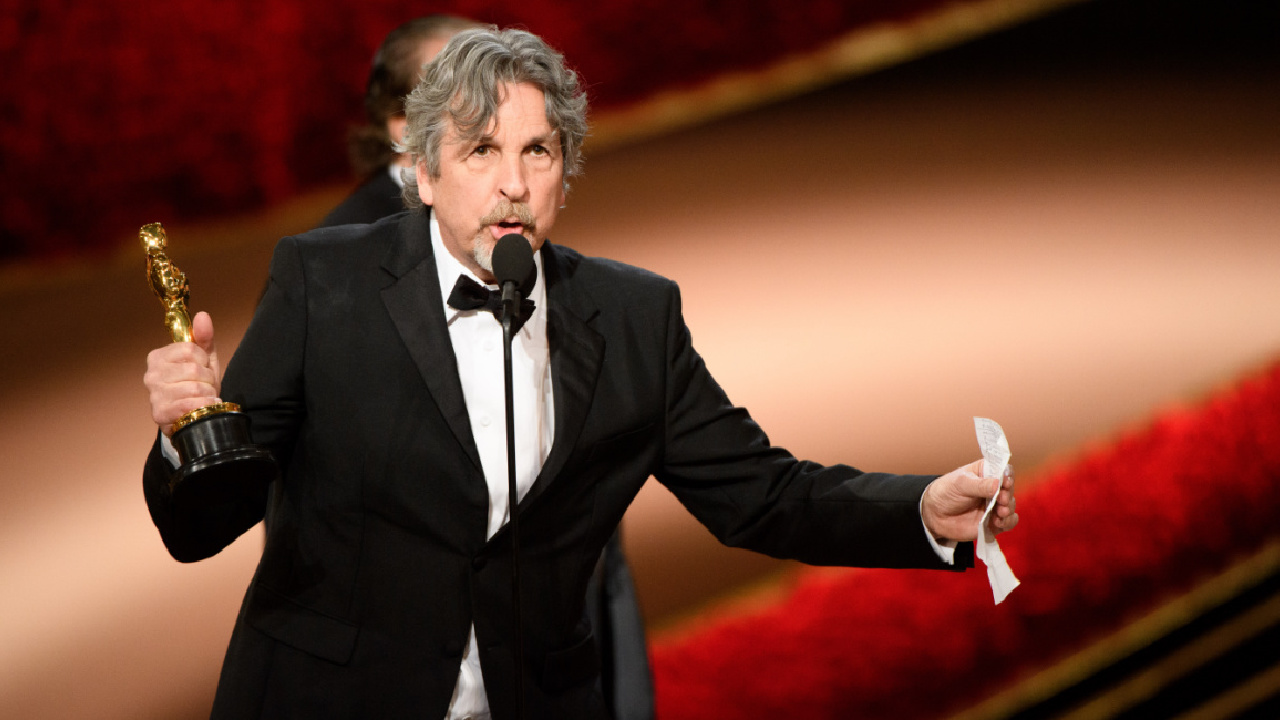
[921,459,1018,542]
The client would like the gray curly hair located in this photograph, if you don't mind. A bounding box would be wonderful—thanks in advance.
[400,27,588,208]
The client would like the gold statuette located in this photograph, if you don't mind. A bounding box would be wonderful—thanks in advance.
[141,223,276,494]
[142,222,193,343]
[141,222,241,434]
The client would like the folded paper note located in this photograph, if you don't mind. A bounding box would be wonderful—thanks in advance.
[974,417,1020,604]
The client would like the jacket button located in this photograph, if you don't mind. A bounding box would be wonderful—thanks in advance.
[472,555,487,570]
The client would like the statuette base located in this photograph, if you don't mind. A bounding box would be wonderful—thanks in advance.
[171,410,277,499]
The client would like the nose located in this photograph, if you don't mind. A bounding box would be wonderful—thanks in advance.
[497,154,529,203]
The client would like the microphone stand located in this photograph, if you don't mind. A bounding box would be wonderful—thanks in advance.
[500,284,526,720]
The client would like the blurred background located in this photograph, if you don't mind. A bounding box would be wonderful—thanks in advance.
[2,0,1278,717]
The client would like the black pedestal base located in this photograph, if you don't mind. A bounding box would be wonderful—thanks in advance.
[171,410,277,504]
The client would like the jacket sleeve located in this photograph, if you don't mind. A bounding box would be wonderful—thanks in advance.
[653,282,971,571]
[141,236,309,562]
[141,432,272,563]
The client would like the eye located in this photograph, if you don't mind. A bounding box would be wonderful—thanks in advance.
[529,144,549,156]
[472,144,492,157]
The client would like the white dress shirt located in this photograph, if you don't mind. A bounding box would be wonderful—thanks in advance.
[430,215,554,720]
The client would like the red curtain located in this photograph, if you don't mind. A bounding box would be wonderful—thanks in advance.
[0,0,948,262]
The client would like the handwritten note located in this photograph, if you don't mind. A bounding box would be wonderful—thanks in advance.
[974,417,1020,604]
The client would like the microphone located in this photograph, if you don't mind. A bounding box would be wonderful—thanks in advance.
[491,232,534,718]
[492,233,536,326]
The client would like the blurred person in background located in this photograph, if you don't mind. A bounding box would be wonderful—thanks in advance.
[320,15,479,227]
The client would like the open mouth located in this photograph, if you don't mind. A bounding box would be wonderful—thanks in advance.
[491,219,531,238]
[481,201,537,237]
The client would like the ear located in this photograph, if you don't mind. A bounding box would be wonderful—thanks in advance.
[415,161,434,207]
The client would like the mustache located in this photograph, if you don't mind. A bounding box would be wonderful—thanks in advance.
[479,200,537,234]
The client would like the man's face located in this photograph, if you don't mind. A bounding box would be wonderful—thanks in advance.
[417,81,565,283]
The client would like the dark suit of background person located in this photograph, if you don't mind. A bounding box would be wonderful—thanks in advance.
[317,17,655,716]
[142,207,975,720]
[318,168,404,228]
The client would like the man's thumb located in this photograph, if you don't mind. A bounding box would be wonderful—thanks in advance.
[191,311,216,353]
[191,311,223,390]
[961,459,999,499]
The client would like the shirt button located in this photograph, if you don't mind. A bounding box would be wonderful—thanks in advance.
[480,416,491,427]
[483,340,494,352]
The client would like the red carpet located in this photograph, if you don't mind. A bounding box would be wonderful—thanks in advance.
[651,359,1280,719]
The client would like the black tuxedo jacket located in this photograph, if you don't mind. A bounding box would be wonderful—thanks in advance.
[144,210,969,719]
[317,173,654,719]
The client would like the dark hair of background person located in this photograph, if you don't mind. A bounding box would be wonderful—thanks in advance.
[347,14,479,180]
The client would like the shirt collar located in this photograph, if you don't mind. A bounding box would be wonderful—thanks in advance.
[429,211,546,327]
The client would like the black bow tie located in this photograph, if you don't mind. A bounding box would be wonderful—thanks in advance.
[447,275,536,334]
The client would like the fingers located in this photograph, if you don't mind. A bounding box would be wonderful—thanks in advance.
[992,493,1016,520]
[958,459,1002,500]
[974,461,1017,499]
[997,465,1016,510]
[989,465,1019,535]
[149,388,221,434]
[145,344,218,387]
[144,334,222,436]
[990,504,1020,534]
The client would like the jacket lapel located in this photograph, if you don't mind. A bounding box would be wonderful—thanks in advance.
[379,210,483,472]
[520,243,604,510]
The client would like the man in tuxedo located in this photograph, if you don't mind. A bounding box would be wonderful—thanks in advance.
[315,15,655,719]
[143,26,1019,720]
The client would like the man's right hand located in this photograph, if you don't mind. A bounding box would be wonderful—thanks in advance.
[144,311,222,436]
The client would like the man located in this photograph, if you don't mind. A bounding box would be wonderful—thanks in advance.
[143,27,1018,720]
[315,16,655,718]
[319,14,478,227]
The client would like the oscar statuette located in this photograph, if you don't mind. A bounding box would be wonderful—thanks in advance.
[142,223,277,499]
